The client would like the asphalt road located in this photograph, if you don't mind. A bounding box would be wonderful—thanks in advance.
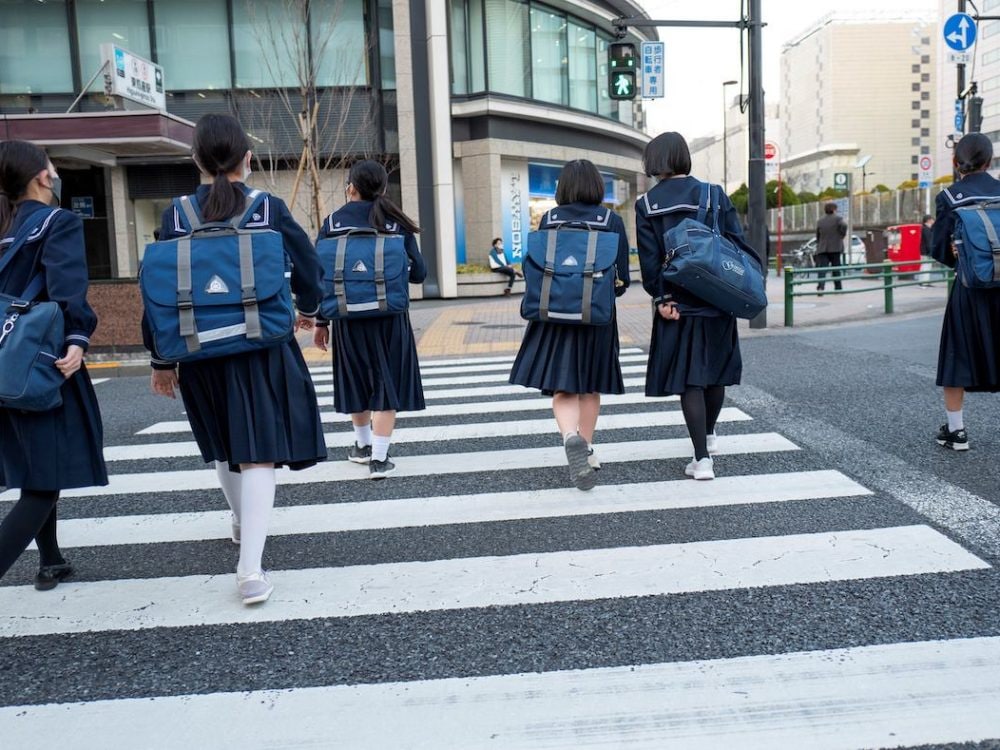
[1,315,999,749]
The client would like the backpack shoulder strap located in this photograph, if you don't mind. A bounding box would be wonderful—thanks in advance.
[232,189,265,229]
[175,195,203,232]
[695,182,712,226]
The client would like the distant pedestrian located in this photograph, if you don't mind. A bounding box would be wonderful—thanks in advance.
[0,140,108,588]
[815,202,846,292]
[313,160,426,479]
[509,159,630,490]
[635,132,760,481]
[930,133,1000,451]
[920,214,934,257]
[488,238,522,294]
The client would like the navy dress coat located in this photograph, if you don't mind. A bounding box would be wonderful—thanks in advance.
[144,184,327,471]
[0,202,108,490]
[316,201,426,414]
[636,176,758,396]
[509,202,631,395]
[932,171,1000,391]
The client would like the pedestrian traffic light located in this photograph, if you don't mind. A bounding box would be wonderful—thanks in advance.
[608,42,637,100]
[968,95,984,133]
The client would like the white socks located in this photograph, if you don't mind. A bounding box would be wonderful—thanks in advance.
[215,461,242,522]
[236,467,276,578]
[947,409,964,432]
[372,434,391,462]
[354,423,372,448]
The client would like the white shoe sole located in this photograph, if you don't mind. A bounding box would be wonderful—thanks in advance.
[241,585,274,605]
[347,455,372,464]
[369,467,396,480]
[936,439,970,451]
[685,461,715,481]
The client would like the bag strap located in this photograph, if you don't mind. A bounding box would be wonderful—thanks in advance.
[0,208,60,302]
[176,190,264,233]
[538,231,558,322]
[973,206,1000,283]
[708,184,722,233]
[579,231,599,325]
[695,182,712,226]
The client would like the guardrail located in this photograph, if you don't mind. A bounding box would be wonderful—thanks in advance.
[782,261,954,327]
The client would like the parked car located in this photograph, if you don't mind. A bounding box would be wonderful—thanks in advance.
[781,235,865,268]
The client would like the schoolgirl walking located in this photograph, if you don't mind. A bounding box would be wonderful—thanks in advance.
[635,132,760,480]
[510,159,631,490]
[142,113,326,605]
[313,160,426,479]
[0,140,108,588]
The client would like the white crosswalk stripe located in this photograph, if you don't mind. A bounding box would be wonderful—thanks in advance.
[1,351,992,748]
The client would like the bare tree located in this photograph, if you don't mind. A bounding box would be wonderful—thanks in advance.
[234,0,382,233]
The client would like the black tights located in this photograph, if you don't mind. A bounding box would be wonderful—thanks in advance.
[0,489,63,578]
[680,386,726,460]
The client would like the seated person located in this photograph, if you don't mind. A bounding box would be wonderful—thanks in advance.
[488,238,522,294]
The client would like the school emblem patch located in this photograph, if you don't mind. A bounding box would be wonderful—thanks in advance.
[205,275,229,294]
[352,260,368,273]
[562,256,579,267]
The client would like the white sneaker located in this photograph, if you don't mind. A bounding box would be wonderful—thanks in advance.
[706,433,718,455]
[684,457,715,480]
[587,447,601,470]
[237,571,274,605]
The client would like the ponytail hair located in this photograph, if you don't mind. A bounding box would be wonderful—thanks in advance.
[348,160,420,235]
[954,132,993,176]
[192,113,251,222]
[0,140,49,237]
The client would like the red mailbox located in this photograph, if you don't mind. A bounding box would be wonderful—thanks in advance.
[885,224,923,273]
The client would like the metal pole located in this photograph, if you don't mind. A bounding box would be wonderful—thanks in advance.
[723,88,728,190]
[65,60,109,114]
[956,0,967,182]
[747,0,767,328]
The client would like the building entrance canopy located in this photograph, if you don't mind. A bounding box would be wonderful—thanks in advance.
[1,111,195,166]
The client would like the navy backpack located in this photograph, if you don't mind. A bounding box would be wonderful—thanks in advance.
[952,200,1000,289]
[0,208,66,411]
[140,191,295,362]
[521,208,619,326]
[316,219,410,320]
[660,182,767,319]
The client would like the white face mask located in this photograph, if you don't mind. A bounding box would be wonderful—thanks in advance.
[241,156,252,182]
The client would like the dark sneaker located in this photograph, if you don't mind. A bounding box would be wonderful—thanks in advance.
[347,443,372,464]
[564,434,597,491]
[369,458,396,479]
[34,562,73,592]
[936,424,970,451]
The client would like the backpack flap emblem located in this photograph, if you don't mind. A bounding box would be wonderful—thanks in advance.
[205,275,230,294]
[561,256,579,267]
[352,260,368,273]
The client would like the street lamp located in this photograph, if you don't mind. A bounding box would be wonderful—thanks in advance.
[722,80,738,191]
[856,154,873,193]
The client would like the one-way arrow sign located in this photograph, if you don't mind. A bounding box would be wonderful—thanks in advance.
[944,13,976,51]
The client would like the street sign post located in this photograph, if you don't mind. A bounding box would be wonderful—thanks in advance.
[764,141,779,180]
[833,172,853,263]
[640,41,664,98]
[944,13,976,65]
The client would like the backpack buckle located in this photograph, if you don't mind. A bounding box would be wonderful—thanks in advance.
[241,293,258,307]
[543,266,555,277]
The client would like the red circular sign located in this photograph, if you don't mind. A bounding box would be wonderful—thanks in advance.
[764,142,778,160]
[919,155,932,171]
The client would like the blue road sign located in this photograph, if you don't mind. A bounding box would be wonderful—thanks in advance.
[956,113,966,132]
[944,13,976,51]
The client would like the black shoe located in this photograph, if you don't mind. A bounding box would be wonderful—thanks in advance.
[369,457,396,479]
[347,443,372,464]
[34,562,73,591]
[936,424,970,451]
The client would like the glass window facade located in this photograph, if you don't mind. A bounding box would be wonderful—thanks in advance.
[76,0,151,90]
[378,0,397,89]
[312,0,368,87]
[153,0,230,90]
[232,0,303,88]
[450,0,637,124]
[0,0,74,94]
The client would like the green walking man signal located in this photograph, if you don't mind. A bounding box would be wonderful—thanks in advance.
[609,42,637,100]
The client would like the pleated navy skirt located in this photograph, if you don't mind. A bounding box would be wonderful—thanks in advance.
[0,365,108,491]
[329,313,425,414]
[645,312,742,396]
[178,341,326,471]
[509,316,625,395]
[937,283,1000,392]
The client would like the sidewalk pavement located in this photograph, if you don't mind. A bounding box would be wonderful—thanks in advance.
[89,271,950,374]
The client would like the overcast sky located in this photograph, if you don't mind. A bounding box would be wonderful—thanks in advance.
[638,0,937,139]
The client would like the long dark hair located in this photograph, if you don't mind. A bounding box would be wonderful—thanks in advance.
[0,140,49,237]
[192,113,251,222]
[349,160,420,234]
[555,159,605,206]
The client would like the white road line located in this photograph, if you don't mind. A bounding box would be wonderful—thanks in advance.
[306,347,646,374]
[47,471,871,548]
[311,364,649,392]
[308,352,651,382]
[0,525,984,638]
[108,408,750,462]
[90,378,110,385]
[136,388,672,435]
[7,636,996,749]
[6,434,799,501]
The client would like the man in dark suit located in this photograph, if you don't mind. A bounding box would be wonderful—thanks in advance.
[815,202,847,292]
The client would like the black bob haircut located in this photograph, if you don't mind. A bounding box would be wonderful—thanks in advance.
[555,159,605,206]
[643,131,692,178]
[954,132,993,175]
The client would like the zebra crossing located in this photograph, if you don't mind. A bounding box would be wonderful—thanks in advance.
[1,348,998,748]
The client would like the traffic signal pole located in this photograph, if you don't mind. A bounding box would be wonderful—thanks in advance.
[613,2,768,327]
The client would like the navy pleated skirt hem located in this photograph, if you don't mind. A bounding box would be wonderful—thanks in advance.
[509,318,625,395]
[937,284,1000,392]
[645,313,742,396]
[330,313,425,414]
[178,342,326,471]
[0,366,108,491]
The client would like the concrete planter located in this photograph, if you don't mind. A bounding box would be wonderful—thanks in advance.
[456,273,525,298]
